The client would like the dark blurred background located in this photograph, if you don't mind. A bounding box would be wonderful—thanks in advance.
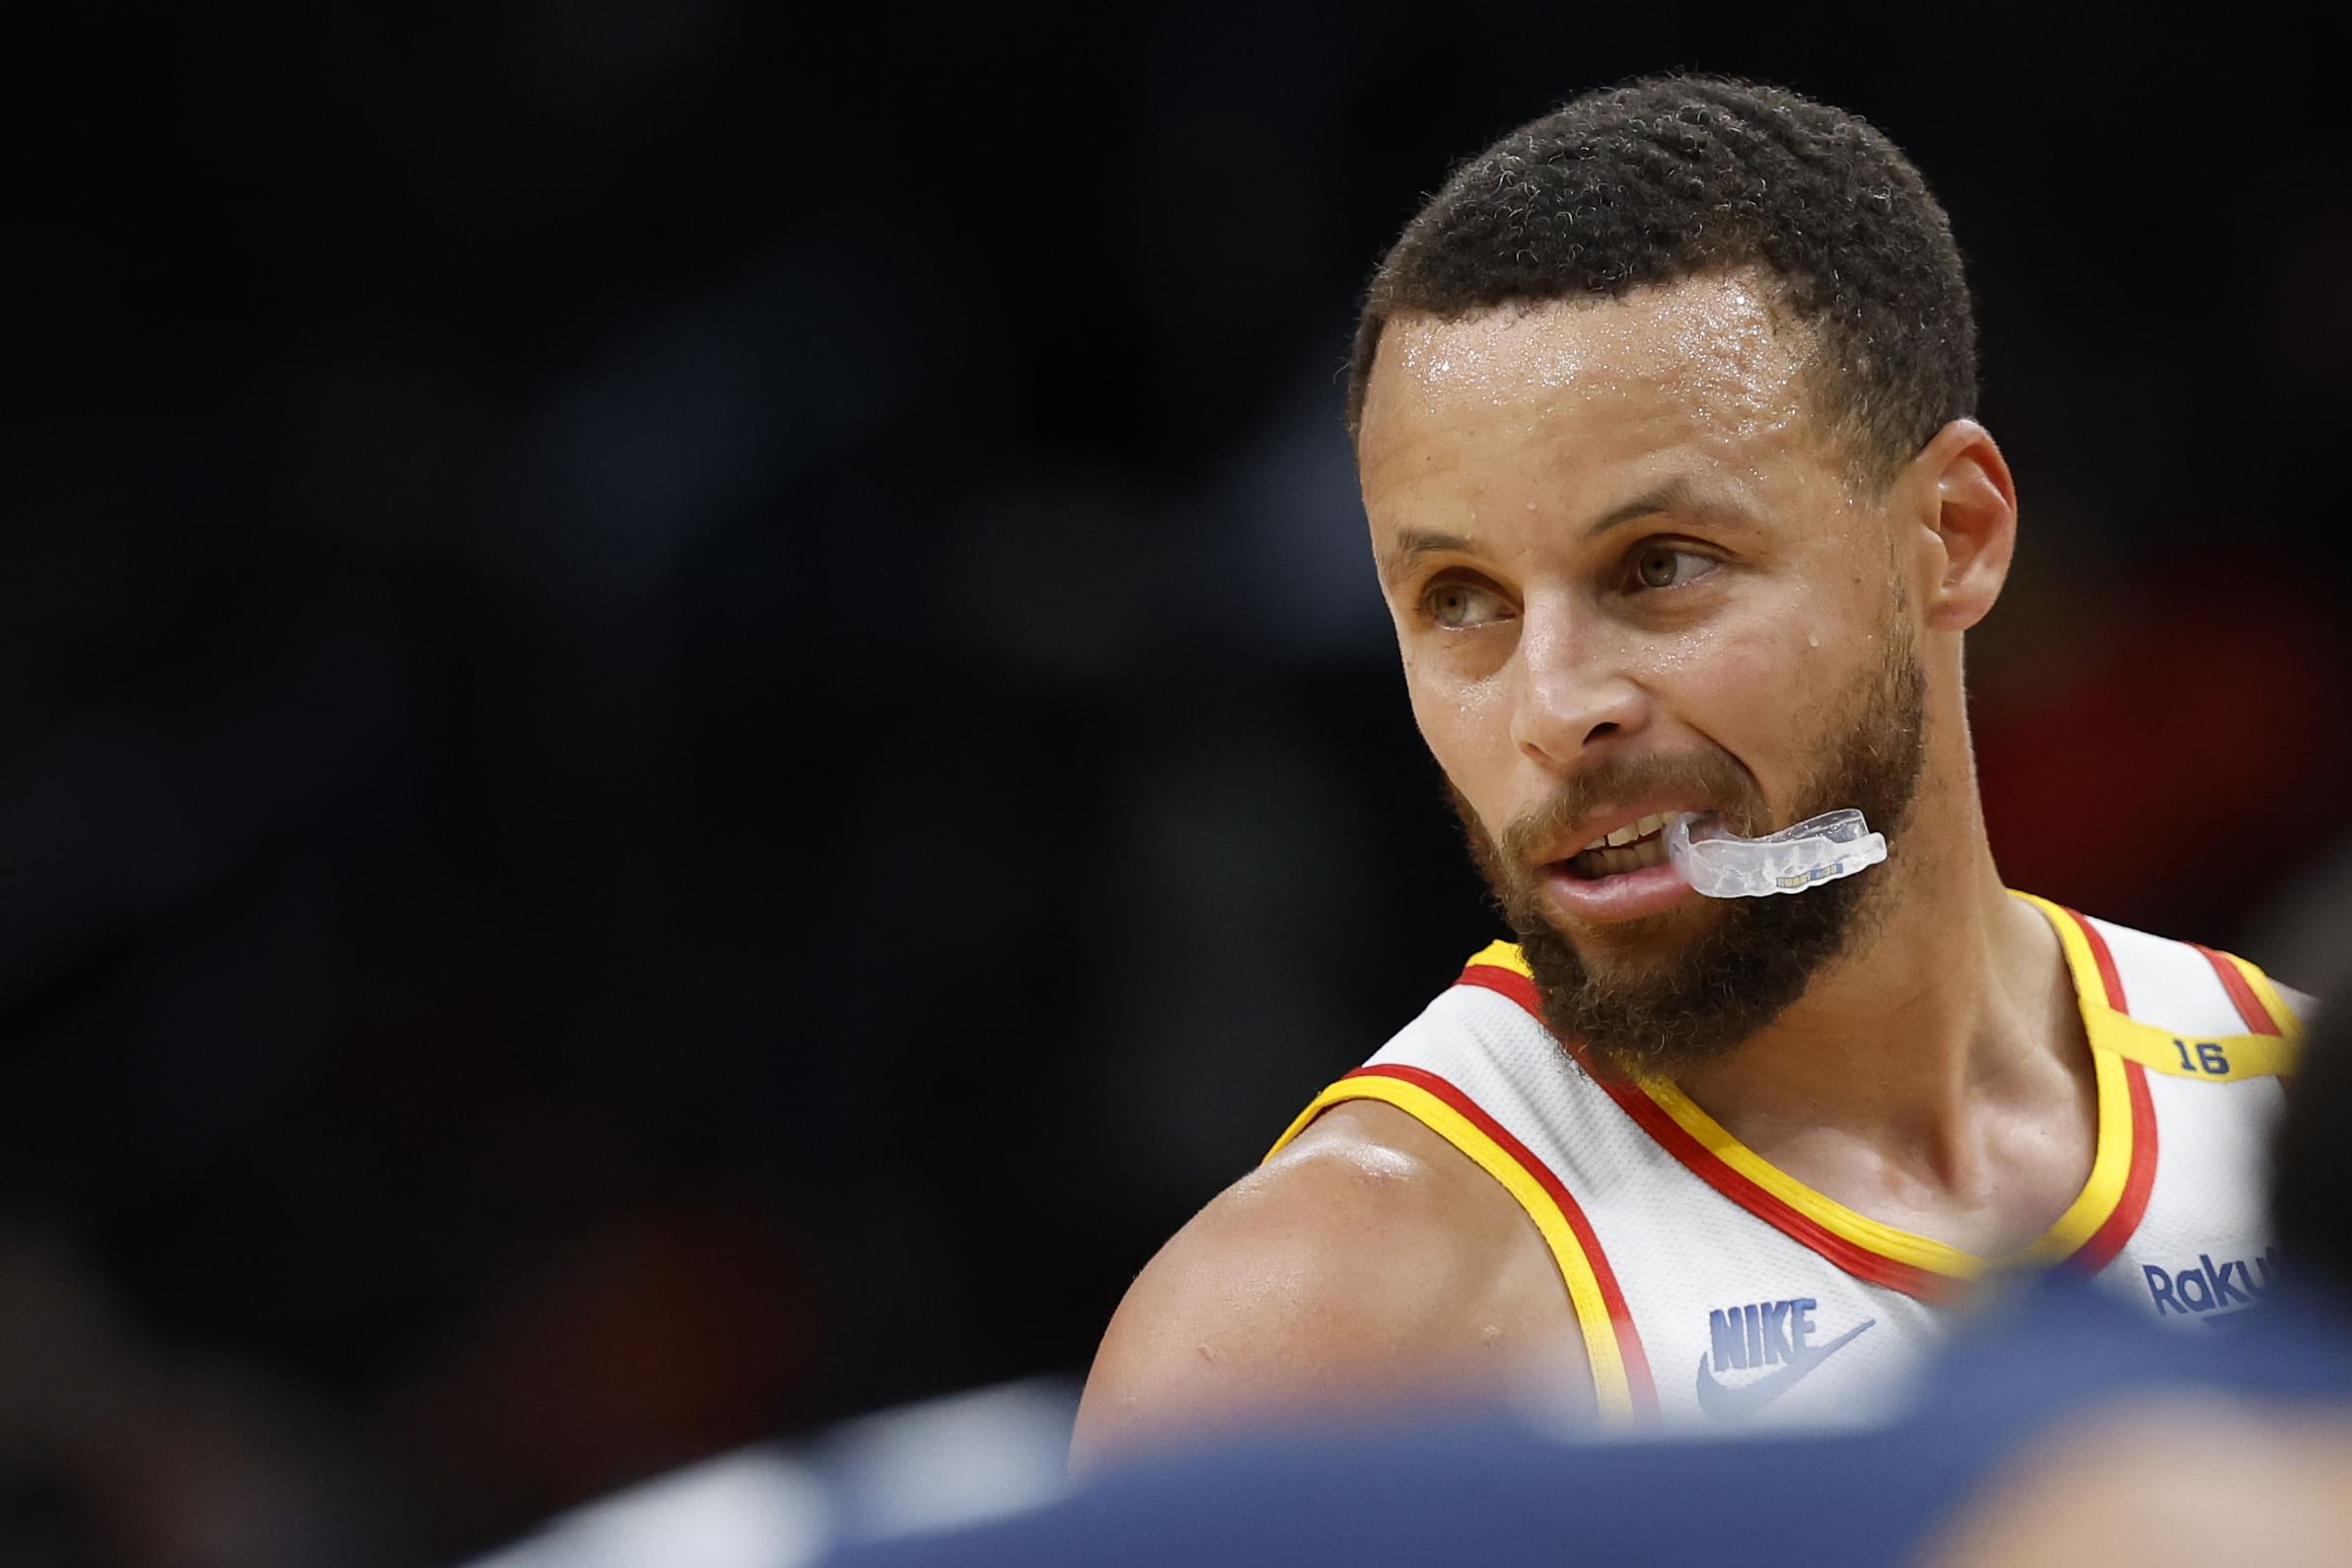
[9,3,2352,1562]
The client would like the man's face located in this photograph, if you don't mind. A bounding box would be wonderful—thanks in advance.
[1356,272,1928,1077]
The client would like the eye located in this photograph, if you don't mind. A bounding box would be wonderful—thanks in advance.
[1630,542,1719,592]
[1423,578,1512,629]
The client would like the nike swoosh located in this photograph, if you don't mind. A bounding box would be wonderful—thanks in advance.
[1693,1319,1876,1421]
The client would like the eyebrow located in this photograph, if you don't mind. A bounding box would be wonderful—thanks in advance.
[1378,476,1725,585]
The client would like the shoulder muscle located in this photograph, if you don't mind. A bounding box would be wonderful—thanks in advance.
[1071,1101,1587,1470]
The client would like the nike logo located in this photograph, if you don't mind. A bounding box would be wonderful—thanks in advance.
[1693,1318,1875,1421]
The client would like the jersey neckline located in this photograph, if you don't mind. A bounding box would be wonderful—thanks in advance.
[1455,891,2173,1299]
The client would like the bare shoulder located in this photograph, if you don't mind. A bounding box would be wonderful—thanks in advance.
[1071,1100,1588,1470]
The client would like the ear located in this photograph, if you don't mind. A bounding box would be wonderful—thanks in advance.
[1904,419,2018,633]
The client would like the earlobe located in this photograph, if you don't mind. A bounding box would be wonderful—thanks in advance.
[1914,419,2018,634]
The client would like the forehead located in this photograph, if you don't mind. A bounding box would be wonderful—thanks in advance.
[1357,272,1833,516]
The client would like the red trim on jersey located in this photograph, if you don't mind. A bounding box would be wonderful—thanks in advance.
[2064,906,2130,1012]
[1599,1076,1956,1302]
[1339,1061,1659,1416]
[1455,929,2158,1297]
[1457,960,1956,1299]
[2045,905,2162,1271]
[2065,1060,2160,1275]
[2188,943,2283,1035]
[1458,961,1541,1015]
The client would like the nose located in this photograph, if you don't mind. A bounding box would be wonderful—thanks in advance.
[1509,600,1651,771]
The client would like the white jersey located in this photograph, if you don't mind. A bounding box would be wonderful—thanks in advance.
[1266,892,2308,1432]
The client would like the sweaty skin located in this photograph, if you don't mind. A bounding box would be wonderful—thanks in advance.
[1072,1100,1593,1469]
[1073,270,2091,1471]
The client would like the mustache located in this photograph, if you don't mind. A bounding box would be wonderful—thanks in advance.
[1497,749,1763,867]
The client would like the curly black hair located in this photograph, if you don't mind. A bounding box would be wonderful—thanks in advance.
[1347,75,1977,486]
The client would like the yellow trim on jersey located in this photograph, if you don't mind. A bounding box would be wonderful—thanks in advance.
[1634,1078,1985,1280]
[2235,960,2306,1038]
[1266,1078,1638,1420]
[2011,891,2304,1084]
[1602,894,2298,1275]
[2014,889,2110,1021]
[2013,1045,2136,1266]
[1559,892,2150,1280]
[2081,1012,2300,1084]
[1327,900,2291,1318]
[1464,940,1532,977]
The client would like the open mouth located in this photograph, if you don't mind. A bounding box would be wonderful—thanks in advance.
[1566,812,1680,880]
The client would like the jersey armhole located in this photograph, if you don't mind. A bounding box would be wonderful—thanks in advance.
[1269,1068,1658,1420]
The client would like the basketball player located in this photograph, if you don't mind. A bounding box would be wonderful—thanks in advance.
[1072,76,2313,1461]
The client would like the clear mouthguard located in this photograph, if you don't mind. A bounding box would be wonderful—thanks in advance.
[1664,809,1888,899]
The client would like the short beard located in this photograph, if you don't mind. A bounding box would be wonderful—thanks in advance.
[1453,638,1927,1083]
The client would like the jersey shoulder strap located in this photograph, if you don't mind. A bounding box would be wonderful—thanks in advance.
[2013,892,2306,1083]
[1263,948,1658,1420]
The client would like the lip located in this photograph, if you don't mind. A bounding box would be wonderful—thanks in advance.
[1540,857,1697,924]
[1530,799,1718,926]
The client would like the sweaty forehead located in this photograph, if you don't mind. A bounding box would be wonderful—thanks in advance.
[1359,272,1820,481]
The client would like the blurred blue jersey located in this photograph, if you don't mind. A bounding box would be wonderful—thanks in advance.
[822,1273,2352,1568]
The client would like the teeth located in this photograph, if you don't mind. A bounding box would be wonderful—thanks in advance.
[1572,835,1672,879]
[1585,812,1677,854]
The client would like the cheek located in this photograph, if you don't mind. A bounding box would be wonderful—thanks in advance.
[1401,647,1514,786]
[1654,619,1785,707]
[1657,604,1835,771]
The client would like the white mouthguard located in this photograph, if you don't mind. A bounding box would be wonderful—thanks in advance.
[1664,809,1888,899]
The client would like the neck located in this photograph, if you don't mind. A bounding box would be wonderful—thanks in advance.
[1671,764,2082,1191]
